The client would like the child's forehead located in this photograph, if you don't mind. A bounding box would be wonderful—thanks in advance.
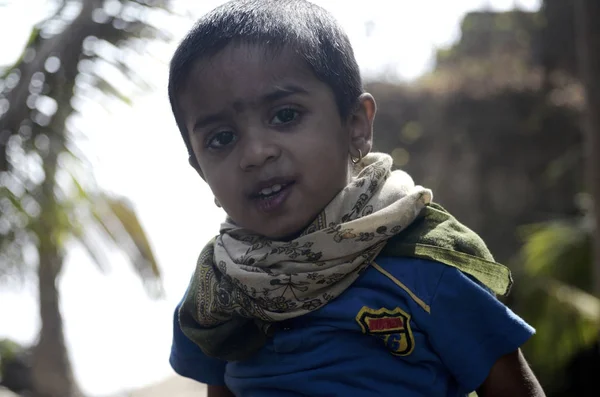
[184,43,317,95]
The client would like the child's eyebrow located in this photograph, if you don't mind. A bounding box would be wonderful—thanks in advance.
[261,85,309,103]
[192,85,309,133]
[193,111,229,133]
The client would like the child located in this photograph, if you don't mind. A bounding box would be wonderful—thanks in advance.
[167,1,545,396]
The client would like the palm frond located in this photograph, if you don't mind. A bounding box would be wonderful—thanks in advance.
[89,194,163,298]
[542,278,600,323]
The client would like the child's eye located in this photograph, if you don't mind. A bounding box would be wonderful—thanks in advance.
[270,108,300,125]
[206,131,236,150]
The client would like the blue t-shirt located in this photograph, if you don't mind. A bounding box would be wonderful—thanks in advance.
[170,256,534,396]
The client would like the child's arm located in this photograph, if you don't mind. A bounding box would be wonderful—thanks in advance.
[476,349,545,397]
[207,385,235,397]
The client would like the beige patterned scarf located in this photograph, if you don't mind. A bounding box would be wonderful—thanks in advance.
[179,153,432,360]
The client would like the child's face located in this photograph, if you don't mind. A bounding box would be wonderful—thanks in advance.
[178,43,374,239]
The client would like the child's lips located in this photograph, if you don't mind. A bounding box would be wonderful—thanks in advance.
[251,182,294,213]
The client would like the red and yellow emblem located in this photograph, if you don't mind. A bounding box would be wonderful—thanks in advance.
[356,307,415,356]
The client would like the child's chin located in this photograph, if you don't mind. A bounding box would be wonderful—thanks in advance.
[256,222,308,242]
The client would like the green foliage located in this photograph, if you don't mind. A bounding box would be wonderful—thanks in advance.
[516,215,599,388]
[0,339,25,386]
[0,339,23,366]
[520,219,593,291]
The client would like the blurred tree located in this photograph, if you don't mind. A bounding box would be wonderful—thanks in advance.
[0,1,171,396]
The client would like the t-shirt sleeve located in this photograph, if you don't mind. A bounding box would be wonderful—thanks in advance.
[170,302,227,385]
[425,266,535,393]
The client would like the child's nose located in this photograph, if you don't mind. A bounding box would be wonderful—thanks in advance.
[238,133,281,171]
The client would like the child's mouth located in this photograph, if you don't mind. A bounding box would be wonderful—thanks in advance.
[250,181,294,213]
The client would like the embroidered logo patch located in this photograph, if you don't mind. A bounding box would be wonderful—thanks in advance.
[356,307,415,356]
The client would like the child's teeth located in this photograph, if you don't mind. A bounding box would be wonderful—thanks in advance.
[259,184,283,196]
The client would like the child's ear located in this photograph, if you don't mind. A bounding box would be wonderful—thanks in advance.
[189,155,206,180]
[348,93,376,157]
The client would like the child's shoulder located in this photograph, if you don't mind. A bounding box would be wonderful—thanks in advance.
[357,255,458,311]
[352,255,498,318]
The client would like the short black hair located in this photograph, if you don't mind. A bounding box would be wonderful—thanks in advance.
[168,0,363,163]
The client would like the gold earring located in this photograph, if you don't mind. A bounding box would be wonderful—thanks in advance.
[350,148,363,165]
[214,198,222,208]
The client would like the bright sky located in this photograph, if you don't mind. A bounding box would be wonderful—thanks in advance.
[0,0,540,396]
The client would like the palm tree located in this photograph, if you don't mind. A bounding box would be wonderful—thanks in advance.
[0,1,172,396]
